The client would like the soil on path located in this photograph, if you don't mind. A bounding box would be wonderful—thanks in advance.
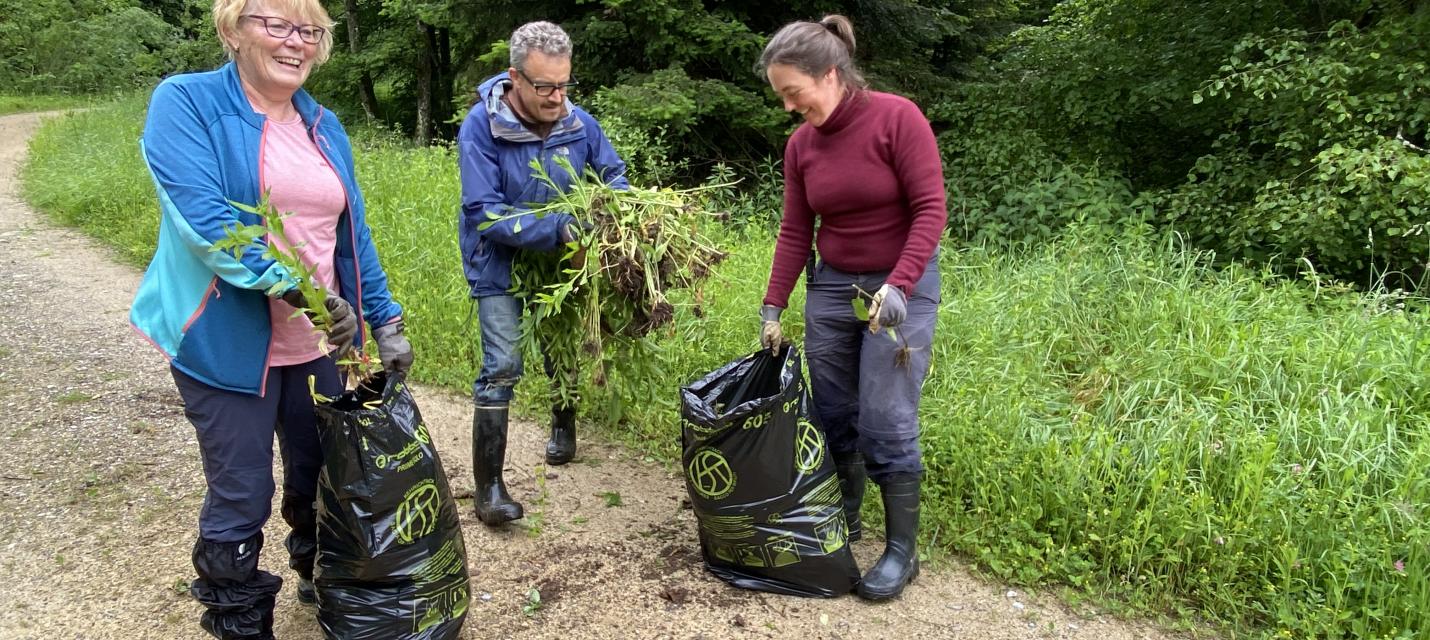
[0,111,1194,640]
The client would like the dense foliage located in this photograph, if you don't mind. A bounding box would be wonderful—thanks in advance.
[939,1,1429,284]
[0,0,219,93]
[301,0,1021,163]
[10,0,1430,635]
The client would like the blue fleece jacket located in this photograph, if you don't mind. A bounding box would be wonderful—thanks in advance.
[130,63,402,396]
[456,73,629,298]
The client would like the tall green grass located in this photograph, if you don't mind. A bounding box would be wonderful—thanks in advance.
[19,95,156,265]
[22,97,1429,639]
[0,94,101,116]
[923,228,1428,637]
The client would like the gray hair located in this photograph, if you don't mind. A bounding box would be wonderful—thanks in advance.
[510,21,573,71]
[757,15,866,92]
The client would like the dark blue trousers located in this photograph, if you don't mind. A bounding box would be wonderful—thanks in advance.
[804,255,940,481]
[473,293,573,409]
[172,358,341,545]
[173,358,342,638]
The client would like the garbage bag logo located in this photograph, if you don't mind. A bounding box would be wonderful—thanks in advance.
[394,479,441,544]
[794,419,825,473]
[685,418,728,437]
[688,447,736,500]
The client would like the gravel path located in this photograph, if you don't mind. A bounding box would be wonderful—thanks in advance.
[0,111,1196,640]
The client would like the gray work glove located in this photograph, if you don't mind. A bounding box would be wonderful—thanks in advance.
[279,288,306,309]
[279,288,357,356]
[323,293,358,357]
[867,284,907,332]
[373,320,414,374]
[759,305,783,353]
[559,217,595,243]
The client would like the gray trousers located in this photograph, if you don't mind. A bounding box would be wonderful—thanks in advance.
[804,255,940,480]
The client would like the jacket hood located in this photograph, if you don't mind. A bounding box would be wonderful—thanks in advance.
[477,72,583,143]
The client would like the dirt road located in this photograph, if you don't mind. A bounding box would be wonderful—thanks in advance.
[0,111,1191,640]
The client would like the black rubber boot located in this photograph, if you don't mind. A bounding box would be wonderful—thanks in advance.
[834,452,866,542]
[545,405,577,466]
[190,533,281,639]
[473,406,524,525]
[857,473,921,601]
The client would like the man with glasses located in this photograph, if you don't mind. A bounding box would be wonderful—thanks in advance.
[456,21,628,527]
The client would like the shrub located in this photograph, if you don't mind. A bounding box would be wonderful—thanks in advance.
[1167,16,1430,285]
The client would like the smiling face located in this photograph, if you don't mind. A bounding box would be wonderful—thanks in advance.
[766,63,844,127]
[224,2,322,103]
[507,50,573,125]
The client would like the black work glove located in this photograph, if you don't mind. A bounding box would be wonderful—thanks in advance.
[373,320,414,374]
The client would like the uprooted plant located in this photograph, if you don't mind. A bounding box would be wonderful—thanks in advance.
[480,157,729,409]
[852,285,915,369]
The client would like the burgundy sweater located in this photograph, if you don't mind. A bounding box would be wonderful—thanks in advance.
[763,90,948,308]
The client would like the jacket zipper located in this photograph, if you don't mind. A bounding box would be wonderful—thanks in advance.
[309,109,367,346]
[257,118,273,398]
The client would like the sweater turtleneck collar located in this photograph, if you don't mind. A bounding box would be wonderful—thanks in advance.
[813,89,867,134]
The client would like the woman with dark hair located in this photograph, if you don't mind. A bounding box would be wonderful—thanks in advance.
[756,14,948,601]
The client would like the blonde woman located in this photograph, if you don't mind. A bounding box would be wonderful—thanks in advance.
[130,0,410,635]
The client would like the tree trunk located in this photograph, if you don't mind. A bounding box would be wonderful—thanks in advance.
[342,0,379,121]
[414,19,436,145]
[435,27,453,139]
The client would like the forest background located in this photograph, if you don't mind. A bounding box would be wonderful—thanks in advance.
[6,1,1430,638]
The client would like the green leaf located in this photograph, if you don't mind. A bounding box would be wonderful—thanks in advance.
[852,298,869,321]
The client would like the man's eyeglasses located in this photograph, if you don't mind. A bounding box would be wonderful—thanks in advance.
[518,69,578,97]
[244,15,327,45]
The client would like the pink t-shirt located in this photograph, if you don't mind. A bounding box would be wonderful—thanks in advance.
[261,115,348,366]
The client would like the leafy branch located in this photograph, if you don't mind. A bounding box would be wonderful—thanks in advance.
[209,192,371,387]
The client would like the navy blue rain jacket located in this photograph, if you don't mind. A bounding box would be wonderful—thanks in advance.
[456,73,629,297]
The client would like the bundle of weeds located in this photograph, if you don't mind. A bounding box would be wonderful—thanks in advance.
[490,158,728,407]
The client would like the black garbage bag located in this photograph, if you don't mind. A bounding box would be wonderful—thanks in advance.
[679,346,860,597]
[313,371,470,640]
